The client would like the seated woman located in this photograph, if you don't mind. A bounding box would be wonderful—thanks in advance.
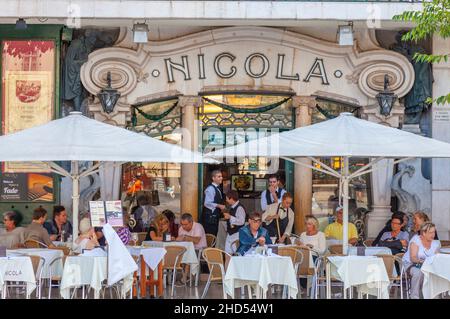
[377,215,409,254]
[299,215,326,256]
[237,212,272,256]
[73,218,100,254]
[145,214,175,241]
[161,210,179,238]
[410,211,439,240]
[402,222,440,299]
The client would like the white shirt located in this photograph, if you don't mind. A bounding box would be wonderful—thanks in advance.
[299,231,327,255]
[262,202,294,237]
[204,183,222,211]
[260,188,286,211]
[228,201,246,228]
[403,234,441,266]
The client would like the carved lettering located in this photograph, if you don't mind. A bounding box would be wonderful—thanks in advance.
[276,54,300,81]
[198,54,206,80]
[164,56,191,83]
[214,53,237,78]
[303,58,329,85]
[244,53,269,78]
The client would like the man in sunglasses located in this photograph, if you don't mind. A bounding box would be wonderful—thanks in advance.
[260,174,286,212]
[237,212,272,256]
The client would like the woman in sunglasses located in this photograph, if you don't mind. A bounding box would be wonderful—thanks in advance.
[236,212,272,256]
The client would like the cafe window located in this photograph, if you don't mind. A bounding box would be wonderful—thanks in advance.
[311,99,371,219]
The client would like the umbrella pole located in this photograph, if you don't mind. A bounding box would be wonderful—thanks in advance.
[72,161,80,244]
[342,157,349,255]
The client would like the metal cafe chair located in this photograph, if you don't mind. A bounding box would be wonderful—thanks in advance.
[201,248,232,299]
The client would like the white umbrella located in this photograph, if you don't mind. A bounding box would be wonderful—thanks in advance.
[207,112,450,254]
[0,112,216,238]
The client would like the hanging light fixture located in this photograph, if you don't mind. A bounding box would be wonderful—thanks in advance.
[15,18,27,30]
[337,22,353,46]
[376,74,398,116]
[132,22,149,43]
[97,71,121,114]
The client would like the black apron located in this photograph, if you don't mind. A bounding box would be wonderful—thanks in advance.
[226,202,246,235]
[266,204,289,240]
[202,184,224,235]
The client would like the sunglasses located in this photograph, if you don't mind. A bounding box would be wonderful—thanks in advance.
[250,219,262,222]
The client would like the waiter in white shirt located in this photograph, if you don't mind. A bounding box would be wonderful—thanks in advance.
[202,169,225,236]
[262,192,294,244]
[223,190,246,254]
[260,174,286,212]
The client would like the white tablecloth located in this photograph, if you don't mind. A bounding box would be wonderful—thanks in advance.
[142,241,198,275]
[422,254,450,299]
[348,246,392,256]
[7,248,64,279]
[0,256,36,298]
[440,248,450,254]
[224,255,298,299]
[327,255,390,299]
[127,246,166,270]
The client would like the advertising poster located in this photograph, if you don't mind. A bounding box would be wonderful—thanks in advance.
[89,201,107,227]
[1,40,54,174]
[105,200,124,227]
[0,172,53,202]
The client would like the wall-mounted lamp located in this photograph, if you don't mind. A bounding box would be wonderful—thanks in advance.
[97,71,121,114]
[15,18,27,30]
[376,74,398,116]
[132,22,149,43]
[338,22,353,46]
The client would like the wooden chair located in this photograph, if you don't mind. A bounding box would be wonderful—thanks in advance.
[201,248,231,299]
[163,245,187,297]
[24,239,48,248]
[278,246,303,298]
[440,240,450,247]
[206,234,217,248]
[328,244,343,255]
[292,245,316,297]
[29,255,45,299]
[363,239,374,247]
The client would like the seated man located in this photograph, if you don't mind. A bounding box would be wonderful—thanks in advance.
[22,207,56,248]
[0,210,25,249]
[237,212,272,256]
[43,205,73,242]
[324,207,358,246]
[177,213,207,250]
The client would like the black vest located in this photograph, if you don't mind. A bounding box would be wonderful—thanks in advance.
[265,188,283,206]
[203,184,224,225]
[266,204,290,239]
[226,202,245,235]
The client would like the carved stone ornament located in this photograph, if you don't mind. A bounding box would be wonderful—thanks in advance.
[80,26,415,125]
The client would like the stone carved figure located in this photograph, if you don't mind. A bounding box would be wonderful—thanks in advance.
[79,172,101,214]
[391,31,433,124]
[391,163,421,215]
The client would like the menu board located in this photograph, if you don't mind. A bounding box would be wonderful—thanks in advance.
[89,201,107,227]
[89,200,123,227]
[105,200,124,227]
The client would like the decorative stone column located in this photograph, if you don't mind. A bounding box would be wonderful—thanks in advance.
[292,96,315,234]
[361,102,402,238]
[179,96,202,221]
[431,35,450,240]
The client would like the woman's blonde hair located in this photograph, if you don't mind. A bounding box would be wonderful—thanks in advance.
[151,214,169,236]
[420,222,436,235]
[413,211,430,223]
[304,215,319,230]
